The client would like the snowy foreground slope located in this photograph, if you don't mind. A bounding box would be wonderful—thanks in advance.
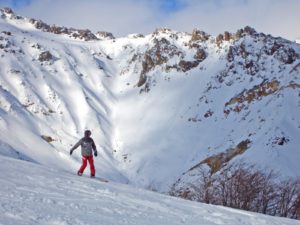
[0,155,299,225]
[0,8,299,194]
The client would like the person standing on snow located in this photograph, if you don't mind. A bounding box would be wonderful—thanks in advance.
[70,130,98,177]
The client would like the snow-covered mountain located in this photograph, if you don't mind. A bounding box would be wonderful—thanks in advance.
[0,6,299,197]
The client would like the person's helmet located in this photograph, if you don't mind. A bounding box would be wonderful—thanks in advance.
[84,130,91,137]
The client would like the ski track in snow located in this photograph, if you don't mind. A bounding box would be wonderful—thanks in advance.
[0,156,299,225]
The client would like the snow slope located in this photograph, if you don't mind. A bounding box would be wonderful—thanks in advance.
[0,8,127,183]
[0,8,299,194]
[1,155,299,225]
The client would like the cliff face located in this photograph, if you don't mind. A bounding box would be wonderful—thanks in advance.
[0,8,300,192]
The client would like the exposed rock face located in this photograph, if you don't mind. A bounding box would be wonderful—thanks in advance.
[215,31,232,44]
[224,30,299,80]
[0,8,102,41]
[29,19,50,30]
[136,37,185,90]
[29,18,99,41]
[232,26,258,41]
[0,31,21,54]
[224,31,231,41]
[143,38,177,73]
[134,34,208,90]
[224,80,280,114]
[3,7,13,14]
[96,31,115,40]
[1,31,11,36]
[194,48,206,61]
[70,28,98,41]
[243,26,257,36]
[41,135,55,143]
[38,51,53,62]
[188,139,251,174]
[1,7,22,19]
[235,29,243,40]
[216,34,224,45]
[274,46,297,64]
[261,39,298,64]
[178,60,201,72]
[129,33,145,39]
[190,29,210,42]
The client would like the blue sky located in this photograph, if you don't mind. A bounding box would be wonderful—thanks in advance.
[1,0,299,40]
[158,0,187,13]
[4,0,188,13]
[1,0,31,8]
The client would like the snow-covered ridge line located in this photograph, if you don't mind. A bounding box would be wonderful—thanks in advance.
[0,7,114,41]
[0,7,279,43]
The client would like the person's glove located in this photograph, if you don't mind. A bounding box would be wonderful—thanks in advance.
[94,150,98,157]
[70,149,73,155]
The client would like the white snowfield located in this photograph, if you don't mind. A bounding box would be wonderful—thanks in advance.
[0,156,299,225]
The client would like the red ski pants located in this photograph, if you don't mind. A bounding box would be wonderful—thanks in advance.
[78,156,95,176]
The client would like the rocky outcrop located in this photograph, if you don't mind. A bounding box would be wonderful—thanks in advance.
[178,60,200,72]
[2,7,13,14]
[215,31,232,45]
[224,31,230,41]
[190,29,210,42]
[224,80,280,114]
[135,35,208,90]
[194,48,206,61]
[38,51,53,62]
[69,28,98,41]
[96,31,115,40]
[224,31,299,79]
[136,37,184,90]
[1,8,22,20]
[41,135,55,143]
[188,140,251,174]
[216,34,224,45]
[0,31,21,54]
[29,18,99,41]
[128,33,145,39]
[152,28,179,40]
[0,8,99,41]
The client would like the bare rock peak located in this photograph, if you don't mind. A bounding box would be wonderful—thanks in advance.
[2,7,14,15]
[96,31,115,40]
[191,29,210,42]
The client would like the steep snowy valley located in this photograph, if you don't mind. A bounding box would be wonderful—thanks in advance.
[0,6,299,206]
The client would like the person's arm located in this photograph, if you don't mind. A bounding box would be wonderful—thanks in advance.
[92,140,98,157]
[70,139,82,155]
